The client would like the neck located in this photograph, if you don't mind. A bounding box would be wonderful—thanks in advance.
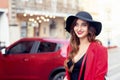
[79,37,90,46]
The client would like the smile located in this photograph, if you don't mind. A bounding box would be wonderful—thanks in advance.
[77,31,83,35]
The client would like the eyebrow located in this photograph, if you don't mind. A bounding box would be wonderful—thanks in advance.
[76,21,89,25]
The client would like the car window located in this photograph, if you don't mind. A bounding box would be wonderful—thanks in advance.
[37,42,57,52]
[7,41,34,54]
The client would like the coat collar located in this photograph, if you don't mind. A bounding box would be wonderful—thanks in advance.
[84,42,96,79]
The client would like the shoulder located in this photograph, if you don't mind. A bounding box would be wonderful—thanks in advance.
[90,42,107,53]
[91,42,107,49]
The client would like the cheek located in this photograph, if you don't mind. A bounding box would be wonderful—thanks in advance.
[84,27,89,35]
[84,27,88,32]
[73,27,77,32]
[73,27,77,30]
[74,28,78,34]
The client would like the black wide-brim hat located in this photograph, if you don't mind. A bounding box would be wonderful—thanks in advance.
[65,11,102,36]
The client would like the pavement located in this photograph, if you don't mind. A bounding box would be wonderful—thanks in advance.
[106,48,120,80]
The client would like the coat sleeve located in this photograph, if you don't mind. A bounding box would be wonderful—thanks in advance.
[94,46,108,80]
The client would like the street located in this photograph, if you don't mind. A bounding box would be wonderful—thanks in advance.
[106,48,120,80]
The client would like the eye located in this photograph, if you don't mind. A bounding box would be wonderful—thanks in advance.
[81,23,88,27]
[74,23,79,27]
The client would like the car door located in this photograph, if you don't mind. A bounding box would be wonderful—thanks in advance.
[1,40,36,79]
[28,41,62,80]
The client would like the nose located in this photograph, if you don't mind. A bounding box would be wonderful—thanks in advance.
[77,25,82,31]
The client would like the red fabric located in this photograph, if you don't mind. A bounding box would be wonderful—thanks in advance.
[65,42,108,80]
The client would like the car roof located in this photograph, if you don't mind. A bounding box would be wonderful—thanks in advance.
[18,37,69,44]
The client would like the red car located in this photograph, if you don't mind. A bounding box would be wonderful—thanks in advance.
[0,38,69,80]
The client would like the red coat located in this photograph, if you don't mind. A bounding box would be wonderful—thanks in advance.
[65,42,108,80]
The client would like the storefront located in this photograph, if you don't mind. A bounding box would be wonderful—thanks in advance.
[16,12,68,39]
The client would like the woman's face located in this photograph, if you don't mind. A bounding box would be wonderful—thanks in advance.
[73,19,89,39]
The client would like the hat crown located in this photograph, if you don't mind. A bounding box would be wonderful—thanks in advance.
[76,11,93,20]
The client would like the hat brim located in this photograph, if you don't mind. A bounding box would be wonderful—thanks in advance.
[65,16,102,36]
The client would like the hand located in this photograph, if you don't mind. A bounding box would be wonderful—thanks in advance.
[63,76,68,80]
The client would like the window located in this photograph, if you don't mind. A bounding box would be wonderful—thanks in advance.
[8,41,34,54]
[37,42,57,52]
[71,0,75,9]
[49,19,57,37]
[51,0,57,12]
[36,0,43,4]
[21,22,27,38]
[63,0,67,8]
[21,0,29,2]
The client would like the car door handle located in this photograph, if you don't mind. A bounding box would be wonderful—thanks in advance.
[23,58,29,62]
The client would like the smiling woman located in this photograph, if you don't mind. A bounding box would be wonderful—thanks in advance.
[64,11,108,80]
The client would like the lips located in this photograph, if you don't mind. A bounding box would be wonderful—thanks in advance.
[77,31,83,35]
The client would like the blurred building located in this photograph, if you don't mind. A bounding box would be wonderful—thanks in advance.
[2,0,116,47]
[0,0,9,46]
[9,0,82,43]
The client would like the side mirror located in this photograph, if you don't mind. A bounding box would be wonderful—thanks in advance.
[0,46,6,50]
[0,46,6,55]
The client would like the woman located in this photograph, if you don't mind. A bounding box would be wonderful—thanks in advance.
[64,11,108,80]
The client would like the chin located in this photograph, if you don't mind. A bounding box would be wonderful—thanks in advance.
[77,34,83,38]
[77,35,87,39]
